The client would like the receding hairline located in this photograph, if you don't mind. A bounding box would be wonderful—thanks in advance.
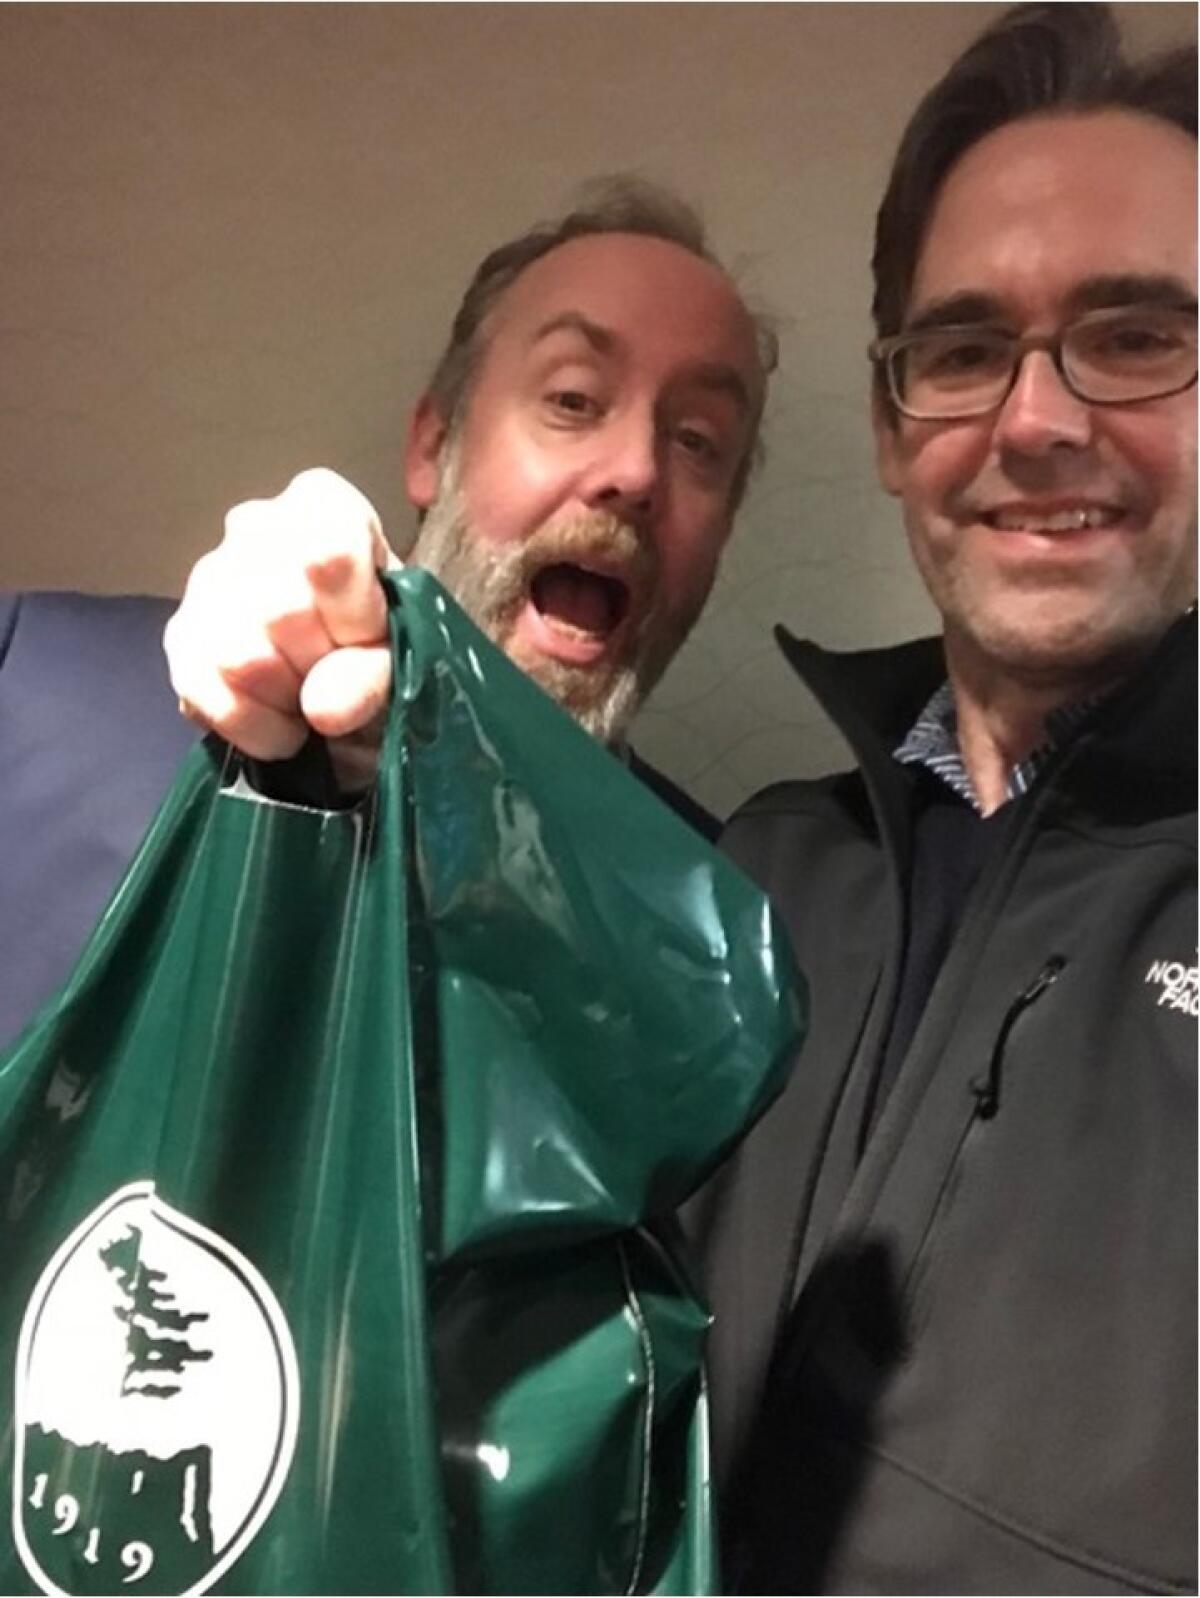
[421,178,779,505]
[475,232,767,404]
[479,228,760,333]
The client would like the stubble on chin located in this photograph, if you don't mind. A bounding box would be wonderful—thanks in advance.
[938,561,1182,698]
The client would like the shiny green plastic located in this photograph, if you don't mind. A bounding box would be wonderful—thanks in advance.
[0,570,805,1595]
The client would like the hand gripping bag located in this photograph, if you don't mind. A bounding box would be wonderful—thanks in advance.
[0,570,805,1595]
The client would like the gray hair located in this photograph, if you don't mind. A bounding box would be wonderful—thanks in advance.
[424,175,778,504]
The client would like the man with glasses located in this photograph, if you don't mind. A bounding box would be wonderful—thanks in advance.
[692,5,1196,1591]
[874,303,1195,440]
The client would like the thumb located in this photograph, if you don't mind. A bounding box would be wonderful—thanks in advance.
[299,644,392,738]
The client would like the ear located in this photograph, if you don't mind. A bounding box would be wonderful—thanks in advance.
[871,382,904,498]
[404,393,450,510]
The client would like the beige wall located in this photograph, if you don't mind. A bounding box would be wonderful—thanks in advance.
[1,2,1192,811]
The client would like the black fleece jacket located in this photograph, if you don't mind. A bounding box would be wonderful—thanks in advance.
[689,612,1197,1595]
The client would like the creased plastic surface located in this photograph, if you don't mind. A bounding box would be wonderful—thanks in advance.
[0,569,805,1595]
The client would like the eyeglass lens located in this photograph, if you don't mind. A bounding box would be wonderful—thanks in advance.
[894,307,1197,418]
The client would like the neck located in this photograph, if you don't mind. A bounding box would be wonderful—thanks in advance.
[943,634,1128,816]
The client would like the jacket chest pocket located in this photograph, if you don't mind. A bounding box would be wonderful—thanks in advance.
[898,956,1067,1331]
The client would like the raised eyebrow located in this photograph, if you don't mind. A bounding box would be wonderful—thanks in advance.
[526,318,753,411]
[1067,275,1198,316]
[528,311,616,355]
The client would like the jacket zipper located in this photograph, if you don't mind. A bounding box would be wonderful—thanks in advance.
[901,954,1069,1318]
[969,954,1067,1119]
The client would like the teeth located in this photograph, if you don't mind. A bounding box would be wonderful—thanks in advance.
[990,506,1115,532]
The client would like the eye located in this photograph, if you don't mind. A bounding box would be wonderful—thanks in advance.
[1088,321,1181,361]
[545,389,601,420]
[675,425,720,461]
[943,343,994,370]
[920,334,1008,379]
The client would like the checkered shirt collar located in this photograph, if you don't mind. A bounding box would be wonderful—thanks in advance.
[893,681,1100,813]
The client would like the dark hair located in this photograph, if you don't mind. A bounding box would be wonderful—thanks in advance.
[872,2,1197,342]
[425,174,778,504]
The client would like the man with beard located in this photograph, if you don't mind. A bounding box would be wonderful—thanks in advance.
[689,5,1197,1592]
[163,181,770,805]
[0,178,773,1049]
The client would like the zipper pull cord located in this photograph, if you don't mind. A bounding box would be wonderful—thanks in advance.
[971,955,1067,1120]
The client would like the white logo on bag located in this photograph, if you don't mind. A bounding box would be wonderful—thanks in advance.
[12,1182,300,1597]
[1144,952,1200,1019]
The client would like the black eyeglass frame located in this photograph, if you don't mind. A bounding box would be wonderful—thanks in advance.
[868,304,1199,421]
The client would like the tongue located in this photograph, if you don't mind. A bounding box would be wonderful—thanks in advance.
[533,565,617,636]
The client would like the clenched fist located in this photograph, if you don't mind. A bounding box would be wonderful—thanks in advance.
[165,468,402,789]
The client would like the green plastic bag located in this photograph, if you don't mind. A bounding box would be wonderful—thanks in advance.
[0,570,804,1595]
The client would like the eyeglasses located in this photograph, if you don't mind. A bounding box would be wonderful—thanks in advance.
[870,303,1198,421]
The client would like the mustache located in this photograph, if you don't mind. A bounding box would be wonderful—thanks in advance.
[500,510,658,604]
[406,441,681,744]
[409,432,658,610]
[412,486,659,630]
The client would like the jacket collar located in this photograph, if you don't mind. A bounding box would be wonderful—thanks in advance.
[773,608,1197,795]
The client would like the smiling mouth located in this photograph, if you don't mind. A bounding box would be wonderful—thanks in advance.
[530,563,632,640]
[983,504,1126,534]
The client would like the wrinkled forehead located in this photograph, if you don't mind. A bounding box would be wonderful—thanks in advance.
[477,232,766,408]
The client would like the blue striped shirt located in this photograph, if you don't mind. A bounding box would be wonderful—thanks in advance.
[893,681,1098,813]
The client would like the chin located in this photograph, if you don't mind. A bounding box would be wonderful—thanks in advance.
[507,606,681,747]
[516,651,645,746]
[964,599,1178,688]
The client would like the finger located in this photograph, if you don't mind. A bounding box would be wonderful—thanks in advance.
[173,659,309,759]
[213,622,305,715]
[167,553,305,717]
[256,558,339,684]
[175,693,213,734]
[299,645,392,738]
[280,468,393,649]
[218,495,339,682]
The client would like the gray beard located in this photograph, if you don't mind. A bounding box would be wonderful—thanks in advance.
[409,447,688,745]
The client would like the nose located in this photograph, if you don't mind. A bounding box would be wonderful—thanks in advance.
[579,409,661,522]
[992,348,1094,458]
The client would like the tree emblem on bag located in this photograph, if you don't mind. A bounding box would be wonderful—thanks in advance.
[12,1182,299,1596]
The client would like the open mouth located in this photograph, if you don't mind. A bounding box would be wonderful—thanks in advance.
[530,562,632,640]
